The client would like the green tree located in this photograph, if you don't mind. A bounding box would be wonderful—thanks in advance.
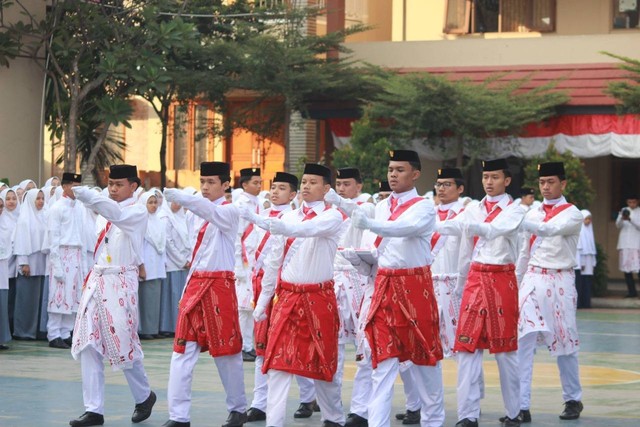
[603,52,640,113]
[351,71,569,168]
[522,144,595,208]
[1,0,142,174]
[332,114,391,194]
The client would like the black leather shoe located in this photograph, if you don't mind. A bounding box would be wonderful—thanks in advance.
[162,421,191,427]
[559,400,583,420]
[132,390,156,423]
[500,409,531,423]
[400,409,420,425]
[293,401,316,418]
[69,411,104,426]
[222,410,248,427]
[0,344,9,350]
[455,419,478,427]
[503,416,521,427]
[242,350,256,362]
[139,334,155,340]
[246,407,266,421]
[322,422,343,427]
[344,413,368,427]
[63,337,73,347]
[49,337,71,349]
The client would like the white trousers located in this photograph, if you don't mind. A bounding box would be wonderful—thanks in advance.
[239,309,254,352]
[399,362,421,412]
[80,347,150,415]
[251,355,317,411]
[457,350,519,422]
[46,312,75,341]
[266,344,345,427]
[349,353,373,419]
[518,332,582,409]
[368,358,444,427]
[167,342,246,422]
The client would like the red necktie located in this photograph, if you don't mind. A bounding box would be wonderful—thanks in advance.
[437,209,448,221]
[302,206,317,219]
[543,204,554,217]
[389,196,398,213]
[484,200,498,213]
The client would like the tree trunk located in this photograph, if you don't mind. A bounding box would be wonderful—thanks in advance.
[160,102,170,188]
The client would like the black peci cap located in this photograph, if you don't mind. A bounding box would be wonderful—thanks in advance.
[520,187,535,196]
[303,163,331,181]
[336,167,361,181]
[437,168,463,180]
[240,167,261,178]
[201,161,230,177]
[273,172,298,188]
[482,158,509,172]
[389,149,420,164]
[62,172,82,183]
[109,164,137,180]
[537,162,565,178]
[379,180,391,192]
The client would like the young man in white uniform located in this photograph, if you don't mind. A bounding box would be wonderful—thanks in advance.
[235,167,263,361]
[240,171,318,422]
[45,172,85,349]
[254,163,345,427]
[513,161,584,423]
[69,164,156,427]
[352,149,444,427]
[162,161,247,427]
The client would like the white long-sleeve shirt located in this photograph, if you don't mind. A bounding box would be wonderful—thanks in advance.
[74,188,147,268]
[431,199,465,276]
[256,202,343,310]
[515,197,583,282]
[235,192,261,274]
[168,192,239,274]
[47,196,86,273]
[367,188,435,269]
[163,216,191,272]
[250,204,291,273]
[616,207,640,250]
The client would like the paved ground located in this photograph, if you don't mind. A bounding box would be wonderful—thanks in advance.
[1,308,639,427]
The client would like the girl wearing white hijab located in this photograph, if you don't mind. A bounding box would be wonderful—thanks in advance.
[0,197,13,349]
[16,179,37,203]
[13,188,47,339]
[137,190,167,339]
[44,176,60,188]
[0,188,19,335]
[575,210,596,309]
[158,192,191,336]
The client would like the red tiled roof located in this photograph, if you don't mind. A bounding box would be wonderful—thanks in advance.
[395,63,632,106]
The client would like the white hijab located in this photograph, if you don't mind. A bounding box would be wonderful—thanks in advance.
[14,188,47,256]
[160,191,190,249]
[0,188,20,224]
[44,176,60,187]
[0,191,17,260]
[138,190,166,254]
[578,209,596,255]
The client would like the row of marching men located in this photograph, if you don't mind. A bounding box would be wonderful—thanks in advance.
[7,152,588,427]
[0,174,200,351]
[218,152,587,427]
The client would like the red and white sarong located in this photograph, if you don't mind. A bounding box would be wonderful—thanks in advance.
[252,268,271,357]
[518,266,579,356]
[174,270,242,358]
[432,273,461,358]
[619,248,640,273]
[262,280,339,382]
[71,265,143,370]
[365,265,443,369]
[48,245,83,314]
[455,262,518,354]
